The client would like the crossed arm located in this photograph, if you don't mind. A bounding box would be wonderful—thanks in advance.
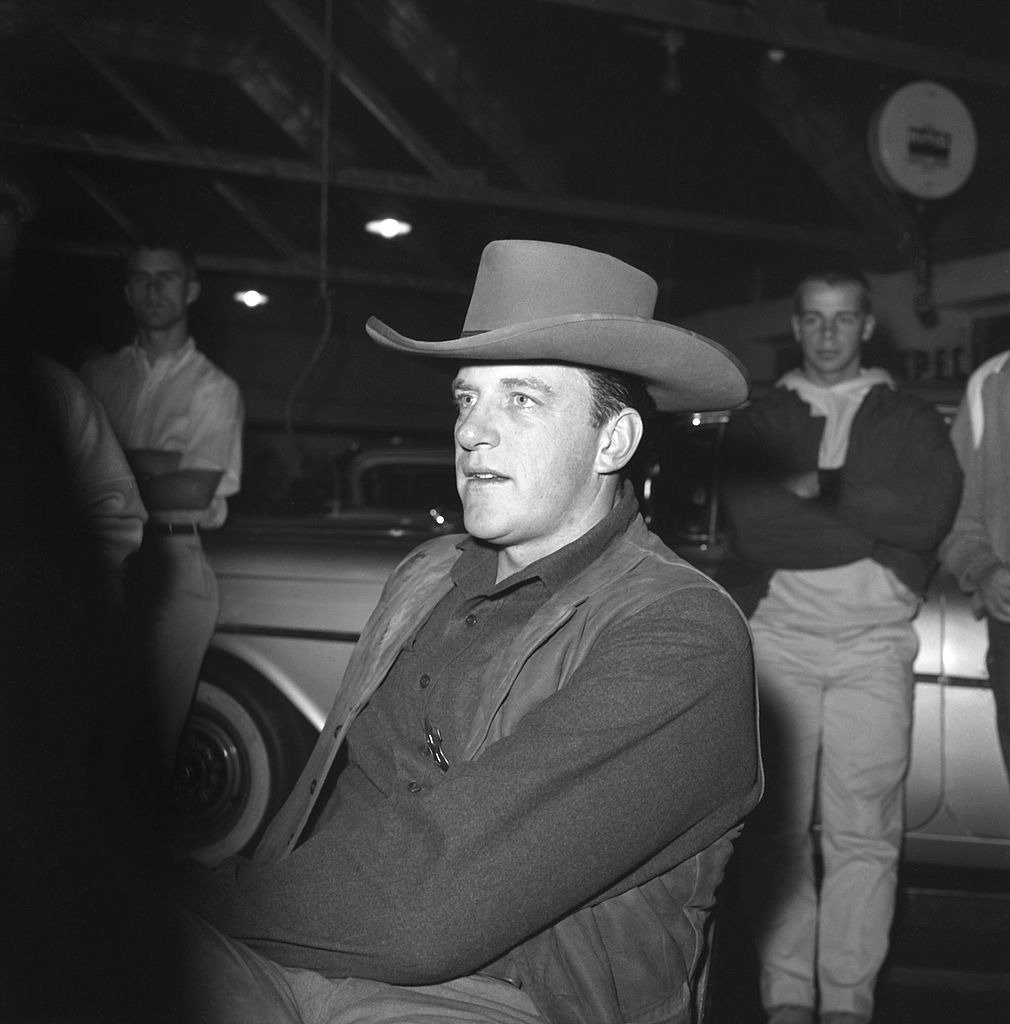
[176,586,759,984]
[126,449,223,512]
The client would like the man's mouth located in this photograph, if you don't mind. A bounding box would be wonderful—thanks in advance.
[463,470,508,483]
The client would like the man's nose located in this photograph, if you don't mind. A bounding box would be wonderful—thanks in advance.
[455,404,497,450]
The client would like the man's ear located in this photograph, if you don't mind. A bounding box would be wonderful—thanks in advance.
[596,408,644,475]
[185,278,202,306]
[791,315,803,343]
[861,313,876,342]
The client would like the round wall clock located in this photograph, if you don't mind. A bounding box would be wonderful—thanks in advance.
[869,80,977,199]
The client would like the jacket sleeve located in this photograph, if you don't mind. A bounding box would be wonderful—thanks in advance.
[721,396,874,569]
[834,394,962,554]
[174,587,759,985]
[939,399,1002,591]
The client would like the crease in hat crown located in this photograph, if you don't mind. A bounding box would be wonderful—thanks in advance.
[364,238,751,413]
[461,240,658,332]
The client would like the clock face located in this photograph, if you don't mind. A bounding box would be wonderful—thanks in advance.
[869,81,977,199]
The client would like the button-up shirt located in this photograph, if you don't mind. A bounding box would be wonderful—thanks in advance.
[80,338,243,528]
[348,490,626,798]
[183,486,758,988]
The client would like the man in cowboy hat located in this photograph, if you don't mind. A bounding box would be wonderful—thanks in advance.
[176,240,761,1024]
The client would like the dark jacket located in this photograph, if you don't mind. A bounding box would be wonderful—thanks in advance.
[719,382,962,617]
[253,513,760,1024]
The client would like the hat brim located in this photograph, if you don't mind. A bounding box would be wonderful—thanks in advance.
[365,313,750,412]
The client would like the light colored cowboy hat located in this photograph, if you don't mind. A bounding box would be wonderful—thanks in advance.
[365,239,749,412]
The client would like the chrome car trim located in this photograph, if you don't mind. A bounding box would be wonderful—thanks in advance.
[215,623,362,644]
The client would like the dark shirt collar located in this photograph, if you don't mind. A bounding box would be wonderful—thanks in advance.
[453,480,639,599]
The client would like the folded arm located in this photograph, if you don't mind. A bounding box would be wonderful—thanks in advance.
[177,587,759,984]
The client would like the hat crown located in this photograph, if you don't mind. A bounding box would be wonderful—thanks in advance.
[462,240,658,333]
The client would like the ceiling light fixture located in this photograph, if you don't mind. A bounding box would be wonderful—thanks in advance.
[233,289,270,308]
[365,216,412,239]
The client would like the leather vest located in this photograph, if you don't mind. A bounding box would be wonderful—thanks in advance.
[257,514,755,1024]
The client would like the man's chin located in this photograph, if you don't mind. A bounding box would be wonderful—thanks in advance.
[462,512,508,545]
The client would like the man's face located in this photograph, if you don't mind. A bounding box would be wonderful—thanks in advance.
[452,362,615,575]
[125,248,199,331]
[792,281,874,387]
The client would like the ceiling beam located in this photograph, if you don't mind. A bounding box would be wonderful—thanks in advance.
[63,166,140,238]
[534,0,1010,89]
[39,10,356,165]
[210,180,303,262]
[225,47,342,163]
[263,0,472,182]
[741,59,919,260]
[39,5,303,261]
[40,3,188,144]
[21,237,472,294]
[2,124,864,250]
[351,0,564,191]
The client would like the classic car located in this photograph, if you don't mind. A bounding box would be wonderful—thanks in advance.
[642,406,1010,872]
[172,418,1010,871]
[171,443,461,864]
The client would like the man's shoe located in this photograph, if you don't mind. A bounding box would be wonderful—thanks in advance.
[820,1015,869,1024]
[767,1006,815,1024]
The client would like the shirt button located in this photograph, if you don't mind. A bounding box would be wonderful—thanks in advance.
[465,613,478,627]
[419,673,430,688]
[407,780,422,793]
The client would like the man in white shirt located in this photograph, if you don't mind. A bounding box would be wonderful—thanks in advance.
[81,240,244,793]
[940,351,1010,783]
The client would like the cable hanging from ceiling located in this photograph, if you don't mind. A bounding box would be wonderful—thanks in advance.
[284,0,335,441]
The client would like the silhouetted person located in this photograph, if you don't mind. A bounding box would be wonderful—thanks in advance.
[0,167,193,1022]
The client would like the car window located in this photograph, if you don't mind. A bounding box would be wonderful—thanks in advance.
[231,430,460,531]
[639,412,727,555]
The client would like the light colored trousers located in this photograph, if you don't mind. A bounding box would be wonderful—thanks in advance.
[743,618,918,1020]
[180,910,544,1024]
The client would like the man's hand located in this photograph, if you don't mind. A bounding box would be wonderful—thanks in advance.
[781,470,820,499]
[977,564,1010,622]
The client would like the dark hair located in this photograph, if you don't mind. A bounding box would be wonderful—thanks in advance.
[125,237,198,279]
[580,365,656,430]
[793,269,872,315]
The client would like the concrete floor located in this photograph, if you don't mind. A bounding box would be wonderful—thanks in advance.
[703,865,1010,1024]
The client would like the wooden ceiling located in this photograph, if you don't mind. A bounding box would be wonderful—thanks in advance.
[4,0,1010,330]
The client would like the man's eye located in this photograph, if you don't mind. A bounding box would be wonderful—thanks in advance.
[836,314,858,328]
[800,315,821,330]
[511,393,534,407]
[453,393,474,408]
